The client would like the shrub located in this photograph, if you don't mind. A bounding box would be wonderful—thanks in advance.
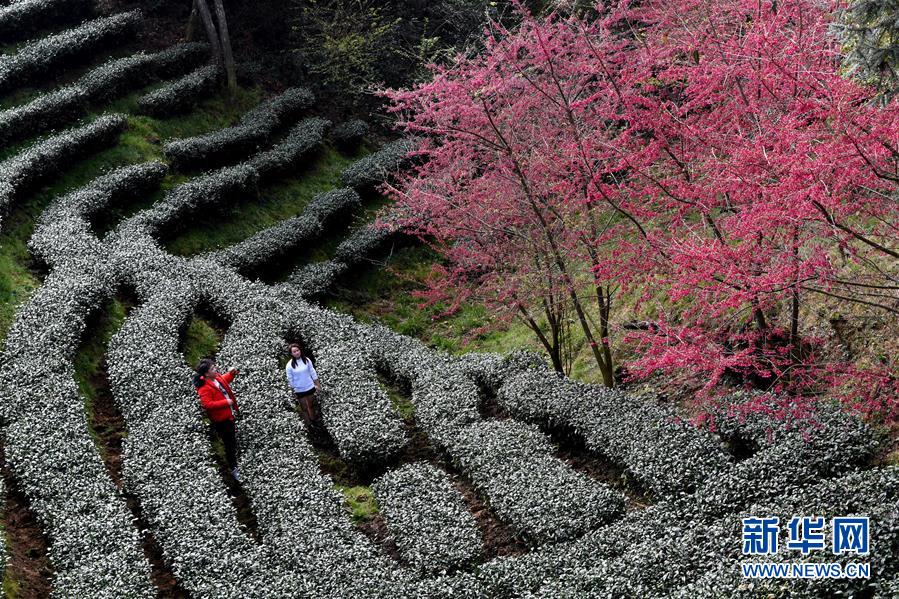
[30,161,167,268]
[211,187,359,272]
[315,341,409,464]
[145,41,210,79]
[332,119,369,149]
[163,87,315,171]
[136,64,222,117]
[0,10,142,93]
[0,44,209,147]
[288,260,347,291]
[493,365,730,497]
[448,419,625,543]
[0,85,87,147]
[373,463,482,573]
[247,116,330,179]
[340,136,417,188]
[0,114,126,231]
[132,162,258,236]
[332,222,396,265]
[106,281,302,595]
[0,0,93,44]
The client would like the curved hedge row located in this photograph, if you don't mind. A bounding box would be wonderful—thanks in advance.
[136,63,221,117]
[706,391,868,452]
[451,419,625,544]
[203,282,414,597]
[467,406,877,597]
[210,187,360,272]
[247,116,331,179]
[0,114,126,231]
[492,365,730,497]
[106,276,301,596]
[317,342,410,464]
[163,87,315,171]
[540,466,898,598]
[341,137,418,189]
[0,44,208,147]
[373,463,482,573]
[0,174,161,595]
[29,161,167,268]
[128,163,259,236]
[332,119,368,149]
[365,331,625,544]
[0,10,142,93]
[0,0,93,43]
[124,118,329,242]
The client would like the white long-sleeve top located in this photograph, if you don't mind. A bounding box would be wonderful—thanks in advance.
[286,357,318,393]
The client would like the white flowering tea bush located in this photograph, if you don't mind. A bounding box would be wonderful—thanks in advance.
[341,137,419,188]
[136,63,222,117]
[0,114,126,231]
[332,118,369,149]
[163,87,315,170]
[0,36,894,596]
[0,43,207,149]
[0,0,93,43]
[0,10,142,93]
[208,188,357,271]
[373,463,482,573]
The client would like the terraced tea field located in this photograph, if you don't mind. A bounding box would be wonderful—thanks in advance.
[0,1,896,597]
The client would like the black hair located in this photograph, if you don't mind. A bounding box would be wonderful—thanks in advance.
[288,343,309,369]
[193,358,214,388]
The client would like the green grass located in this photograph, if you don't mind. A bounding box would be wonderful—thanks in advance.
[181,316,222,366]
[0,84,263,347]
[324,243,543,358]
[72,298,128,445]
[0,45,146,110]
[164,144,362,257]
[0,70,562,387]
[378,374,415,420]
[2,560,20,599]
[336,485,379,522]
[0,124,155,343]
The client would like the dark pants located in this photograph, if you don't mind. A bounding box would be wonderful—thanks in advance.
[295,389,318,422]
[212,419,238,470]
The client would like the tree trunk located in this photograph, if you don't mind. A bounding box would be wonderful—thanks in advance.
[518,303,565,374]
[184,2,200,42]
[212,0,238,98]
[194,0,223,64]
[185,3,200,41]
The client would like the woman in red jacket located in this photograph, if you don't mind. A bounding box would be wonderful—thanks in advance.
[193,358,242,482]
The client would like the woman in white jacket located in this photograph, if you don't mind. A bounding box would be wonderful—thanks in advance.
[286,343,321,423]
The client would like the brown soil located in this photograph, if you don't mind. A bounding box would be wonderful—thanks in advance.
[0,445,54,599]
[357,514,406,565]
[552,437,654,512]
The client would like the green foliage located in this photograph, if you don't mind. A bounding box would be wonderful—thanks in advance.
[336,485,379,522]
[181,316,221,367]
[2,563,20,599]
[72,298,128,447]
[378,373,415,420]
[292,0,400,101]
[164,144,356,256]
[290,0,493,106]
[836,0,899,96]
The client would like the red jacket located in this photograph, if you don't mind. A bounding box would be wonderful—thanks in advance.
[196,371,239,422]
